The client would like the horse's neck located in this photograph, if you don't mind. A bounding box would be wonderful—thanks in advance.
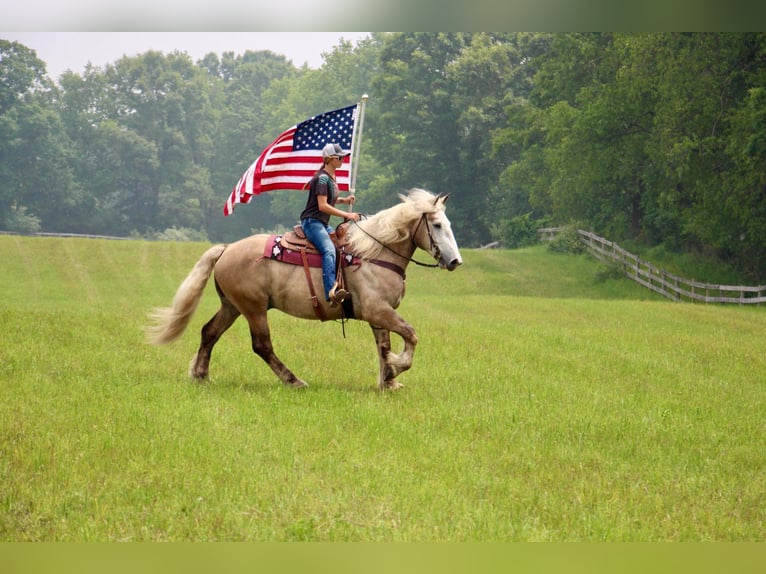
[377,236,416,268]
[353,214,419,267]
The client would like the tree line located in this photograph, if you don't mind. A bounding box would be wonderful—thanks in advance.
[2,33,765,280]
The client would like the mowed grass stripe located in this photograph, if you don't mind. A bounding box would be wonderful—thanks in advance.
[1,236,764,541]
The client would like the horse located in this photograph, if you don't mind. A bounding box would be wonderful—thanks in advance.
[146,188,462,390]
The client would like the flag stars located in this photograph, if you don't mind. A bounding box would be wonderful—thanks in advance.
[294,107,355,151]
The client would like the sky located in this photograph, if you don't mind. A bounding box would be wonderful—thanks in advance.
[1,32,372,81]
[0,0,392,33]
[0,1,750,39]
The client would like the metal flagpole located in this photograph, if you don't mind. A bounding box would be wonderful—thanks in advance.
[347,94,368,212]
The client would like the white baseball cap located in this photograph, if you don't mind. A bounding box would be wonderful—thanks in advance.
[321,143,351,158]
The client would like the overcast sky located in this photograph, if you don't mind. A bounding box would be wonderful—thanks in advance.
[2,32,372,81]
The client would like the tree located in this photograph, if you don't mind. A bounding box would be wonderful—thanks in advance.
[449,33,550,245]
[59,51,219,235]
[0,40,81,232]
[372,33,484,241]
[492,33,766,279]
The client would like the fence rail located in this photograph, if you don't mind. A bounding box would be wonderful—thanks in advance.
[538,227,766,305]
[0,230,131,241]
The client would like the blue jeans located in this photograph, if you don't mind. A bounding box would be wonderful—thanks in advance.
[301,218,337,300]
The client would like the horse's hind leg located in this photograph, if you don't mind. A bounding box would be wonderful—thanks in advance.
[190,298,240,379]
[246,312,308,389]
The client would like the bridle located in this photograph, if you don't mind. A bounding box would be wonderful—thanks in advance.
[351,213,440,269]
[336,213,439,336]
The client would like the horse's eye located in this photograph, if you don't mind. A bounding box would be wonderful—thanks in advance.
[433,223,442,229]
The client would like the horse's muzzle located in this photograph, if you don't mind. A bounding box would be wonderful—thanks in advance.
[442,258,462,271]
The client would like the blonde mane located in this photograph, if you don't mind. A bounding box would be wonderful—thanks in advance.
[346,188,443,259]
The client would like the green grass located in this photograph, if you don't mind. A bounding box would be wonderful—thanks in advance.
[1,236,764,541]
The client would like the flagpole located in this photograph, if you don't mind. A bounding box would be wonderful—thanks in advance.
[348,94,368,212]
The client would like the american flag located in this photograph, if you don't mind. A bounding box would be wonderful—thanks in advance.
[224,104,358,216]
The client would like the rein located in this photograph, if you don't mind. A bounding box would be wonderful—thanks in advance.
[351,214,440,269]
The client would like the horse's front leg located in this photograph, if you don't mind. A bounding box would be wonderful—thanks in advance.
[370,312,418,390]
[371,327,399,389]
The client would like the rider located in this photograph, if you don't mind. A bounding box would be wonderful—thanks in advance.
[300,143,361,305]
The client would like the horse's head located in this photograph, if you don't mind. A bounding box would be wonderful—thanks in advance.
[413,192,463,272]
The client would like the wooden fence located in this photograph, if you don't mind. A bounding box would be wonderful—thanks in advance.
[538,227,766,305]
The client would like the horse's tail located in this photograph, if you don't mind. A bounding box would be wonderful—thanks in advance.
[145,244,228,345]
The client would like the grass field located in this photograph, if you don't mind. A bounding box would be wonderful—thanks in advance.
[1,235,764,541]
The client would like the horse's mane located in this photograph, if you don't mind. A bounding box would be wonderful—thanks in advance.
[346,188,443,260]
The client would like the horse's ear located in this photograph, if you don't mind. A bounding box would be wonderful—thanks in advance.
[432,193,450,206]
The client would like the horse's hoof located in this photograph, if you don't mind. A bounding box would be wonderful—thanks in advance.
[379,380,404,391]
[288,379,309,389]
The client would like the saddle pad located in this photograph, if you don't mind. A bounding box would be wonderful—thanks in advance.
[264,235,321,267]
[263,235,361,269]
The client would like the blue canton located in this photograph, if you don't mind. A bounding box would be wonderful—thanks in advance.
[292,105,356,152]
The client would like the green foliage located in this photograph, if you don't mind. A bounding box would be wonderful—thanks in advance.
[0,40,83,231]
[489,211,543,248]
[501,33,766,280]
[1,204,40,233]
[547,225,586,254]
[0,39,53,111]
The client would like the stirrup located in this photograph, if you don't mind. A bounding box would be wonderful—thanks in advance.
[329,286,349,305]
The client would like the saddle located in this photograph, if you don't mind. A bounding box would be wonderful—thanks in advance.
[263,222,359,321]
[283,221,350,251]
